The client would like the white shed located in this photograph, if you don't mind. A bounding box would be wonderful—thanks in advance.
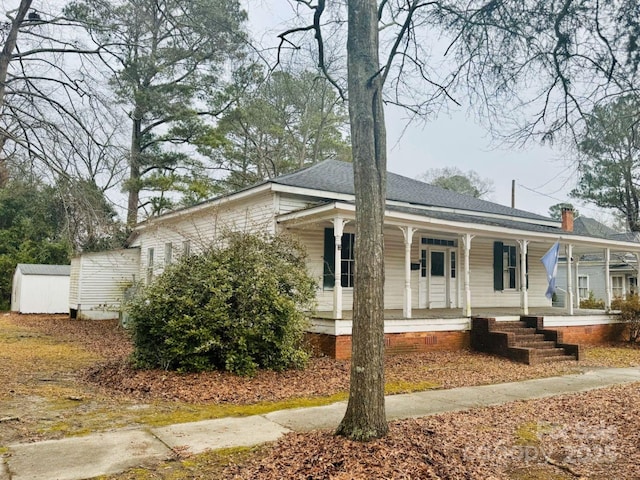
[11,264,71,314]
[69,248,140,320]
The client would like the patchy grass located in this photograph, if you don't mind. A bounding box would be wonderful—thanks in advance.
[514,421,554,446]
[0,316,96,398]
[3,312,640,449]
[97,446,265,480]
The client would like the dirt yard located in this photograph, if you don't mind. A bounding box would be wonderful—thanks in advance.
[2,313,639,479]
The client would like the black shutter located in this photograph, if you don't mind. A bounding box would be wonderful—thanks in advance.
[525,253,529,289]
[323,228,335,288]
[493,241,504,291]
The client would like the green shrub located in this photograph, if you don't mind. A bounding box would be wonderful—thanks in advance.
[612,294,640,343]
[579,291,605,310]
[127,233,317,375]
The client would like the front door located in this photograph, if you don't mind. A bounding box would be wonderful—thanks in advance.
[419,247,458,309]
[429,250,447,308]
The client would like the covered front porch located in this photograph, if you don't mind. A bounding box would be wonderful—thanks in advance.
[279,202,640,324]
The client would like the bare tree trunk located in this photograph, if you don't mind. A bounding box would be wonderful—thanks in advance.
[0,0,33,109]
[0,0,33,186]
[127,115,142,226]
[336,0,388,441]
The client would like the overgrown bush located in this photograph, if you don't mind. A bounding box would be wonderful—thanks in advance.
[579,291,605,310]
[612,294,640,343]
[127,233,317,375]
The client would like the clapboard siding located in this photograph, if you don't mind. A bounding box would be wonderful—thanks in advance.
[131,192,276,282]
[384,228,410,310]
[289,229,552,313]
[277,193,320,214]
[70,249,140,320]
[556,261,634,303]
[290,226,421,312]
[467,238,550,308]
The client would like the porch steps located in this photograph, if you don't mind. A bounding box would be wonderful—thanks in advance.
[470,316,583,365]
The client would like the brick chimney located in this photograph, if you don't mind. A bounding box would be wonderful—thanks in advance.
[561,207,574,232]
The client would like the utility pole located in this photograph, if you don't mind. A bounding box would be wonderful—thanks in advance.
[511,179,515,208]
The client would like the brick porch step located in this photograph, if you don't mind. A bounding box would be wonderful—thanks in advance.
[491,321,528,330]
[512,333,547,342]
[515,340,558,349]
[471,316,582,365]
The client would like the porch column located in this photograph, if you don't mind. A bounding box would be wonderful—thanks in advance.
[462,233,474,317]
[635,253,640,294]
[400,226,417,319]
[605,247,611,310]
[332,218,348,319]
[518,239,529,315]
[574,259,580,308]
[566,243,574,315]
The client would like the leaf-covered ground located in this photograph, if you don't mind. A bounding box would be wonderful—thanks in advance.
[2,313,640,479]
[223,383,640,480]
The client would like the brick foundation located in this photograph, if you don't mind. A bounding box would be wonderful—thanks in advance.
[553,323,628,345]
[306,331,470,360]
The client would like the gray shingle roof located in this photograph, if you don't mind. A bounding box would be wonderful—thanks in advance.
[17,264,70,276]
[572,217,640,243]
[385,205,565,234]
[272,160,553,222]
[573,217,618,239]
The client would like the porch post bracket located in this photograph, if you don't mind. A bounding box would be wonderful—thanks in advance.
[399,226,417,319]
[332,217,349,320]
[566,243,574,315]
[462,234,475,317]
[518,239,529,315]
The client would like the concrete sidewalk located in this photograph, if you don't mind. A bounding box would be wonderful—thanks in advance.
[3,367,639,480]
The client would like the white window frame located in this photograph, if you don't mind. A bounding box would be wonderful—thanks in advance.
[611,275,624,298]
[578,275,589,300]
[340,232,355,288]
[503,243,518,290]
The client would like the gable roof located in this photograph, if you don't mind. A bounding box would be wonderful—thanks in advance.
[16,264,70,276]
[271,160,553,223]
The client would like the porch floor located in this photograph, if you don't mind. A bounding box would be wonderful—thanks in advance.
[313,307,609,320]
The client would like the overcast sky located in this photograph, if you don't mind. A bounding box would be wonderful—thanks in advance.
[5,0,603,221]
[245,1,598,220]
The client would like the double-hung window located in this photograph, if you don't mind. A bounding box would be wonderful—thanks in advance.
[578,275,589,300]
[493,241,523,291]
[611,276,624,298]
[323,228,355,288]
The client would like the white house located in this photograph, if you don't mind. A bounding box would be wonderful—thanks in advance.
[11,264,70,314]
[117,161,640,358]
[69,248,140,320]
